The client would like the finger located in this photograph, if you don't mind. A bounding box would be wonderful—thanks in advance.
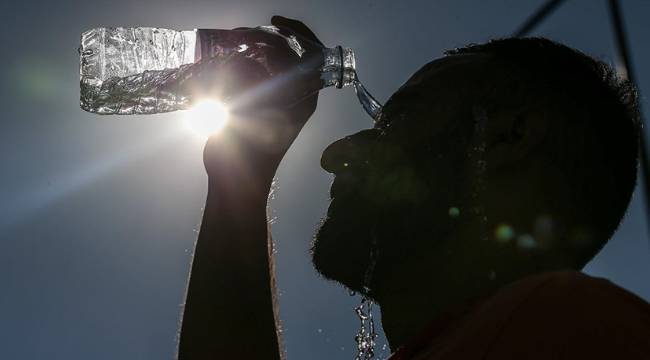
[271,15,323,46]
[272,16,322,45]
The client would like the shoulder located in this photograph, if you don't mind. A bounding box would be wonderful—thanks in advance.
[394,271,650,359]
[478,271,650,358]
[508,270,650,319]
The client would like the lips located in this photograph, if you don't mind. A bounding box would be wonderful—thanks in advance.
[327,180,352,215]
[329,180,339,199]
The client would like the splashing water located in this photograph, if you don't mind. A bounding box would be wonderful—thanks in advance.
[354,229,379,360]
[353,77,383,122]
[354,294,378,359]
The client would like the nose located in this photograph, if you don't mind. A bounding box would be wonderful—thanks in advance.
[321,129,380,174]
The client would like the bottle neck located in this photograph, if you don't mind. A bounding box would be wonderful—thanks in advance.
[321,46,356,89]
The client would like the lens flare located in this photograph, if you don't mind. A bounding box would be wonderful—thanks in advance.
[183,99,230,138]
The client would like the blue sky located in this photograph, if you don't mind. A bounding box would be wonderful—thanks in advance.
[1,0,649,359]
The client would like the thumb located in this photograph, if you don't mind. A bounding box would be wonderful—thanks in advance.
[271,15,323,46]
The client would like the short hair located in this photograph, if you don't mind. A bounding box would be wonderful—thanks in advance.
[447,38,640,268]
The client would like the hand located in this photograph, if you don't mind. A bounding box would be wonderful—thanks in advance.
[202,16,324,190]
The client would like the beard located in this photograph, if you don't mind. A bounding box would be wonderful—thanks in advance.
[310,195,379,294]
[311,190,453,301]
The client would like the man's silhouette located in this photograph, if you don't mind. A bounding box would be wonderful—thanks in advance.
[177,16,650,359]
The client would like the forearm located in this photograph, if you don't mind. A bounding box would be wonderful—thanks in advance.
[178,178,281,359]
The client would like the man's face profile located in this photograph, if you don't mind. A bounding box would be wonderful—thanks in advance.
[310,39,639,299]
[311,54,493,295]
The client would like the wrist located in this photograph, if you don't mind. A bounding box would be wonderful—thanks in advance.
[208,172,273,203]
[203,122,283,187]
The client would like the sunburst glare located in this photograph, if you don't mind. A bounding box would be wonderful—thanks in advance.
[183,99,230,138]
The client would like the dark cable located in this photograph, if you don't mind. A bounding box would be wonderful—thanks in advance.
[608,0,650,237]
[512,0,567,37]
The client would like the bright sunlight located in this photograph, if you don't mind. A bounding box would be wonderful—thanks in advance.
[183,99,230,138]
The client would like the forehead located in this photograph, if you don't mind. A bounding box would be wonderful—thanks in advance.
[375,53,496,134]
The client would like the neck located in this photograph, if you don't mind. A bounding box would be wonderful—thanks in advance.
[378,289,451,351]
[373,202,534,352]
[376,253,515,352]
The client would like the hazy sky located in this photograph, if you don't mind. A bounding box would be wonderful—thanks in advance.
[1,0,649,359]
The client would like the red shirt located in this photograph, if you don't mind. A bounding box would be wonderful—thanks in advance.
[389,271,650,359]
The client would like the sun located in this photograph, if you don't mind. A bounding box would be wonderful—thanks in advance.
[183,99,230,138]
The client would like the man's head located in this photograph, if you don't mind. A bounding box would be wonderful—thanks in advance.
[312,38,639,300]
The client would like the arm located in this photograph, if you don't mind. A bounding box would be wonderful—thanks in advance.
[178,140,281,359]
[177,16,323,359]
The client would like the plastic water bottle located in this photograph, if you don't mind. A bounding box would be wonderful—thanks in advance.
[79,26,381,119]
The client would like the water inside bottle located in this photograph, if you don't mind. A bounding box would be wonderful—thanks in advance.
[79,27,199,115]
[79,26,383,120]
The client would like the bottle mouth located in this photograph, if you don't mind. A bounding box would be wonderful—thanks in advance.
[339,46,356,88]
[336,46,344,89]
[321,46,356,88]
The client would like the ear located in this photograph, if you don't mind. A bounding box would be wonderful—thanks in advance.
[484,107,548,169]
